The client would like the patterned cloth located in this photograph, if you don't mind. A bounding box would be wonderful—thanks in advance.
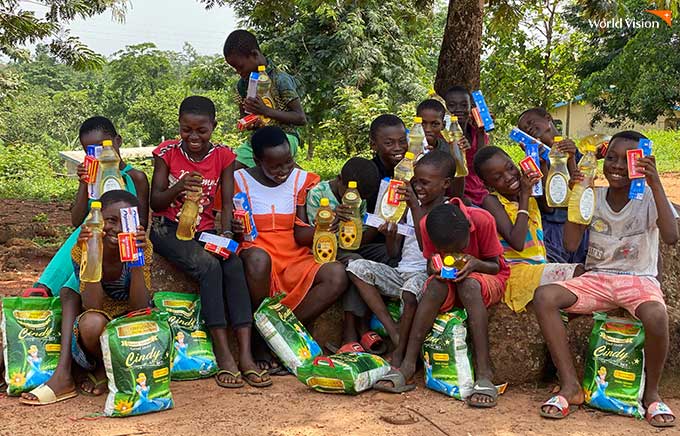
[347,259,428,303]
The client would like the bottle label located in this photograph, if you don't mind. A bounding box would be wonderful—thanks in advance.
[548,174,568,204]
[103,177,123,193]
[318,210,332,220]
[386,180,404,206]
[580,187,595,221]
[315,235,336,262]
[345,192,358,201]
[339,220,358,247]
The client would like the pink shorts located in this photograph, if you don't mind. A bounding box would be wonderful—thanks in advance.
[554,272,666,317]
[425,272,505,313]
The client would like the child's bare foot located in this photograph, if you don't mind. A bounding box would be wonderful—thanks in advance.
[20,368,76,402]
[540,383,584,418]
[78,366,108,396]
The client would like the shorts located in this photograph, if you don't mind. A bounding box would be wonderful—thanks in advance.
[347,259,427,302]
[505,262,580,313]
[72,309,112,371]
[555,272,666,317]
[425,272,505,313]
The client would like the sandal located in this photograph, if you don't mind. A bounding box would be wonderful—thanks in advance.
[360,331,387,355]
[19,384,78,406]
[78,372,107,397]
[326,341,365,354]
[646,401,676,428]
[242,369,273,388]
[540,394,576,419]
[374,368,416,394]
[215,370,245,388]
[467,378,498,408]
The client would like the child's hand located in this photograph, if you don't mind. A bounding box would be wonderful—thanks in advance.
[231,216,245,235]
[453,255,479,282]
[335,204,353,222]
[457,136,471,151]
[177,172,203,194]
[395,184,413,205]
[555,138,578,156]
[243,97,271,117]
[378,221,398,240]
[77,163,89,183]
[636,155,661,188]
[78,225,93,244]
[134,226,147,250]
[569,168,584,189]
[520,172,541,196]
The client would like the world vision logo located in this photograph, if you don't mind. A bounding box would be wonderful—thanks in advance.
[645,9,672,26]
[588,8,672,29]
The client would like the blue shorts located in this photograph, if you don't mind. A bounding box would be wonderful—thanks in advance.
[71,310,111,371]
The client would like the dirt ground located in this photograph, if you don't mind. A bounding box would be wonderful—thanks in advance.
[2,175,680,436]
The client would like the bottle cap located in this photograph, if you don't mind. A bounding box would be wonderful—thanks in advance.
[405,152,415,159]
[554,136,564,142]
[348,181,357,189]
[414,116,422,123]
[320,198,330,207]
[443,255,455,266]
[428,88,436,96]
[91,201,102,209]
[258,65,266,72]
[451,115,458,121]
[102,140,113,147]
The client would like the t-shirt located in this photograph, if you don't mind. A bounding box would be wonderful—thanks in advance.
[152,140,236,232]
[306,180,367,227]
[463,123,489,206]
[397,210,427,273]
[420,197,510,283]
[585,186,675,277]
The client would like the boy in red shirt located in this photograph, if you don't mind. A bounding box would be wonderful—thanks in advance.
[375,200,509,409]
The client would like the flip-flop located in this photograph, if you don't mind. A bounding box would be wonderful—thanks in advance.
[467,378,498,408]
[242,369,273,388]
[360,331,387,355]
[215,370,245,388]
[255,358,289,376]
[646,401,676,427]
[374,368,416,394]
[19,384,78,406]
[326,341,365,354]
[78,372,107,397]
[540,394,576,419]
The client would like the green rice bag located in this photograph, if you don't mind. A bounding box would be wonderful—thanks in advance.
[297,352,390,394]
[422,309,474,400]
[583,313,645,418]
[1,296,62,396]
[153,292,217,380]
[254,294,322,375]
[369,300,402,338]
[101,309,174,417]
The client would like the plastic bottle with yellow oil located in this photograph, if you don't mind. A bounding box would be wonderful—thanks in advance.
[567,144,597,224]
[98,140,126,194]
[441,254,467,279]
[257,65,274,124]
[313,198,337,263]
[546,136,571,208]
[176,180,202,241]
[339,181,363,250]
[579,134,611,156]
[442,115,468,177]
[379,152,415,223]
[80,201,104,283]
[408,117,426,157]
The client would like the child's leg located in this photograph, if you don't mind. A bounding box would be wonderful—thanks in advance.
[294,261,348,324]
[76,311,109,395]
[390,273,426,367]
[337,251,367,345]
[240,247,272,309]
[636,301,674,425]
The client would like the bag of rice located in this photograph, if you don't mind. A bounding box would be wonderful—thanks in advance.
[101,308,174,417]
[369,300,402,338]
[254,294,322,375]
[582,312,645,418]
[421,308,474,400]
[297,352,390,394]
[1,296,62,396]
[153,292,217,380]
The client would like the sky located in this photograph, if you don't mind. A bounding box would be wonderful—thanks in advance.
[21,0,239,57]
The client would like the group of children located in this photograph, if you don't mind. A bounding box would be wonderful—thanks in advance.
[3,29,677,428]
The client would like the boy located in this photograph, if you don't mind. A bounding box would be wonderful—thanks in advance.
[517,107,587,264]
[376,200,509,409]
[223,29,306,169]
[348,151,455,372]
[443,86,489,206]
[533,131,677,427]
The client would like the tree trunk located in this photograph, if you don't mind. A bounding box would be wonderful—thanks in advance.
[434,0,483,95]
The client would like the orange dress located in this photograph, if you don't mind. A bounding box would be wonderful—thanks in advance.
[235,168,321,310]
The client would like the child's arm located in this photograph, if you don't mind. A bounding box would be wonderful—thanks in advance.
[219,163,235,236]
[243,97,306,126]
[380,222,404,259]
[481,178,535,252]
[294,205,315,246]
[149,156,201,212]
[639,155,679,245]
[454,255,500,282]
[127,226,150,310]
[403,183,426,250]
[71,163,92,227]
[563,170,588,252]
[129,169,150,229]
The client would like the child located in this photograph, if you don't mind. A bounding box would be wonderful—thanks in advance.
[306,157,383,352]
[223,29,306,169]
[474,146,583,312]
[376,200,509,408]
[19,116,149,405]
[517,107,587,264]
[443,85,489,206]
[348,151,455,368]
[533,131,678,427]
[233,126,348,368]
[19,190,151,404]
[149,96,270,389]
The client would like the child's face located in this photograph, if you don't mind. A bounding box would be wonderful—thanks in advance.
[102,201,130,248]
[603,138,636,190]
[479,153,522,196]
[225,52,260,80]
[419,108,445,146]
[80,130,121,152]
[413,163,449,207]
[179,113,216,154]
[445,92,471,125]
[256,143,295,185]
[435,234,469,256]
[371,125,408,169]
[518,112,554,145]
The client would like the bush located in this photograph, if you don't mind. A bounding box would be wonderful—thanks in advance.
[642,130,680,173]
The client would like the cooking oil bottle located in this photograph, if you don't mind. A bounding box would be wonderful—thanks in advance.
[80,201,104,282]
[339,181,363,250]
[379,152,415,223]
[568,144,597,224]
[313,198,337,263]
[98,140,126,194]
[546,136,571,208]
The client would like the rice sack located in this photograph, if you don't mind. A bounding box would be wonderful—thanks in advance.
[421,309,474,400]
[153,292,217,380]
[101,309,173,417]
[254,294,322,375]
[297,352,390,394]
[369,300,402,338]
[582,313,645,418]
[2,296,62,396]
